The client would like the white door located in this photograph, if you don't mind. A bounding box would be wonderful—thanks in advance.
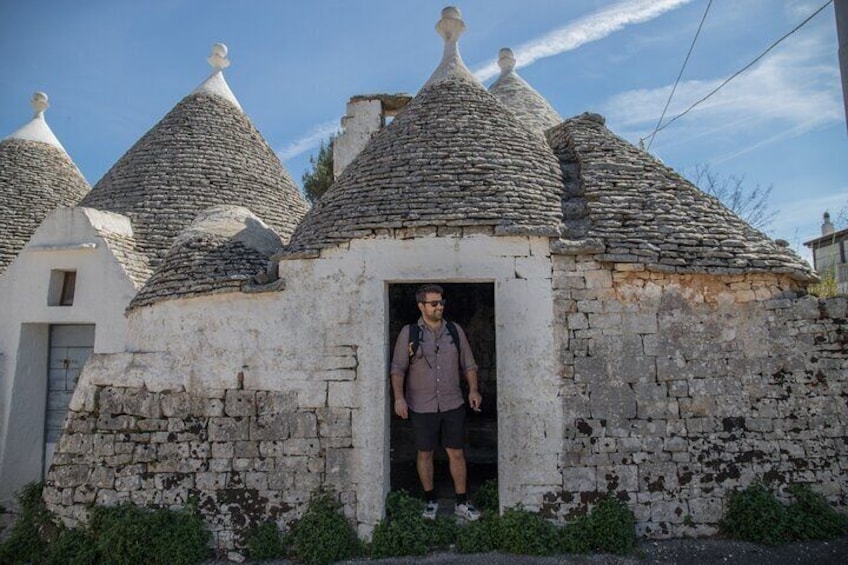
[44,324,94,476]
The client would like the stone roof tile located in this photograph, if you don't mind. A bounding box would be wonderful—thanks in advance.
[0,138,89,273]
[489,48,561,136]
[128,205,280,309]
[80,91,308,272]
[547,113,816,281]
[283,9,564,256]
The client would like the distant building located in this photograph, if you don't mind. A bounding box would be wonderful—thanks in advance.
[804,212,848,294]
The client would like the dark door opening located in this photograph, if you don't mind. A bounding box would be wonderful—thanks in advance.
[388,283,497,502]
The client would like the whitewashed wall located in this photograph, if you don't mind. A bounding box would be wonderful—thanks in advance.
[0,207,138,503]
[118,235,560,533]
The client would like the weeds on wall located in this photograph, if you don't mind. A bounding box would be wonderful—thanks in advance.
[720,481,848,545]
[808,268,842,297]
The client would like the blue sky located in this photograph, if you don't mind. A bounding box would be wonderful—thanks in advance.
[1,0,846,261]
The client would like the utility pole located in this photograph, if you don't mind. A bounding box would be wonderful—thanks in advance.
[836,0,848,133]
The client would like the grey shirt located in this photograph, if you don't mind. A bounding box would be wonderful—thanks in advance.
[390,318,478,413]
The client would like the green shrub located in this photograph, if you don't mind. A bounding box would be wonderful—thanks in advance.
[0,482,56,564]
[455,513,499,553]
[370,515,430,557]
[427,514,459,548]
[45,528,100,565]
[369,490,457,558]
[90,503,210,565]
[785,484,848,541]
[585,495,637,555]
[720,482,787,545]
[559,516,592,554]
[496,507,560,556]
[245,521,288,560]
[472,479,499,514]
[291,492,362,565]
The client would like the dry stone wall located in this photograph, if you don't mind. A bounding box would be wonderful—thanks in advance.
[550,255,848,538]
[43,384,355,551]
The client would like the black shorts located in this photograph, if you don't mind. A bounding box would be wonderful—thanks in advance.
[409,406,466,451]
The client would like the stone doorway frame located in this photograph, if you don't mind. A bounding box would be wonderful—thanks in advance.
[386,282,498,505]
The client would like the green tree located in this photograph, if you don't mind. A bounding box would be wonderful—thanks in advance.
[688,163,777,231]
[302,137,334,205]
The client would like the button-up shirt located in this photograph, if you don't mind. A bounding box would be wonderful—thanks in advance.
[390,318,478,413]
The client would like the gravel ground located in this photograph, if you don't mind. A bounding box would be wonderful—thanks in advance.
[214,536,848,564]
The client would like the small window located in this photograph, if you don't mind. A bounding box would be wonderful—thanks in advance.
[48,270,77,306]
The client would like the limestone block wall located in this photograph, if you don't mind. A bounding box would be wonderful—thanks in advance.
[550,254,847,538]
[44,377,353,551]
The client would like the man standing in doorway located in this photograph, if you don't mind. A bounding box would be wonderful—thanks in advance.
[390,284,482,521]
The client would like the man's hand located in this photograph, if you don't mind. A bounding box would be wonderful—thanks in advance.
[394,397,409,419]
[468,391,482,412]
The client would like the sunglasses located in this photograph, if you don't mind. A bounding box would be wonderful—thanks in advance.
[420,299,446,307]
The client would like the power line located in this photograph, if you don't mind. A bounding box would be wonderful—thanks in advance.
[645,0,713,151]
[644,0,834,147]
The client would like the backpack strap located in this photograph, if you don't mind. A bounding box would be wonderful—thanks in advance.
[445,321,461,356]
[407,321,462,361]
[407,323,422,360]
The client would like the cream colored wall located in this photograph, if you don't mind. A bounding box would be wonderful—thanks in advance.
[0,207,138,504]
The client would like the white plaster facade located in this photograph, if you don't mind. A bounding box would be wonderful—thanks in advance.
[80,235,561,532]
[0,207,139,503]
[333,98,383,179]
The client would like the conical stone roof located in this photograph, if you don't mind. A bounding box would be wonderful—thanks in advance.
[1,93,89,273]
[489,48,562,136]
[547,113,816,281]
[80,45,308,270]
[284,8,564,256]
[129,205,281,310]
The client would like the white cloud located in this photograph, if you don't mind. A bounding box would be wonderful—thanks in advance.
[473,0,694,82]
[276,119,340,161]
[602,28,841,150]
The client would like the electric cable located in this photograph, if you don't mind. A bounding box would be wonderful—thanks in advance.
[645,0,714,151]
[643,0,833,146]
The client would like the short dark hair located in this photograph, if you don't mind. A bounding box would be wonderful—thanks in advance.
[416,284,444,303]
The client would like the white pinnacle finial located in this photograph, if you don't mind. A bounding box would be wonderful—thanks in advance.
[498,48,516,74]
[31,91,49,117]
[436,6,465,43]
[5,91,65,150]
[207,43,230,71]
[193,42,242,110]
[424,6,477,87]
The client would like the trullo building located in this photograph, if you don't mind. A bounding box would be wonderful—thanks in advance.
[0,6,844,553]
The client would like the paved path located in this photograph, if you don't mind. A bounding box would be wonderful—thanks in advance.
[213,536,848,564]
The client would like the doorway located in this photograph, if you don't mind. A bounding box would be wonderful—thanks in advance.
[388,283,497,501]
